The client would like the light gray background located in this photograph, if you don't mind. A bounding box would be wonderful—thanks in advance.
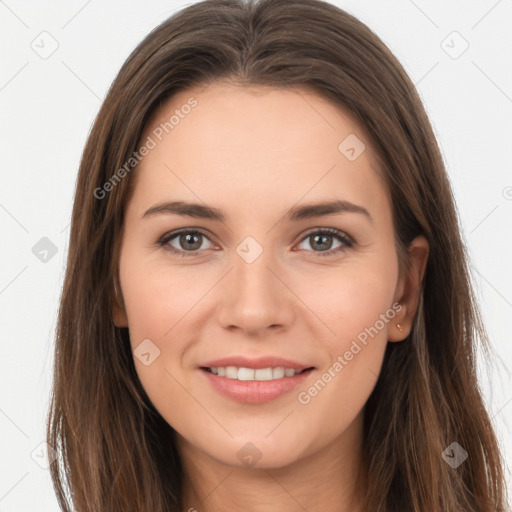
[1,0,511,509]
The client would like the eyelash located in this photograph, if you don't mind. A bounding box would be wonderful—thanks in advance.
[157,227,354,258]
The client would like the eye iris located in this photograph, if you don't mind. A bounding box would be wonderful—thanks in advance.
[180,233,202,251]
[311,233,333,251]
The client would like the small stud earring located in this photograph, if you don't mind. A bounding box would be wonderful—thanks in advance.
[397,323,404,332]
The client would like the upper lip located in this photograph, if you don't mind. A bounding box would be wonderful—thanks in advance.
[199,356,315,371]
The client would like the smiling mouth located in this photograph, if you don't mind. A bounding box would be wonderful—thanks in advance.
[200,366,315,381]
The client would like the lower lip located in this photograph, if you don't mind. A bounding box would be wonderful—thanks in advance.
[200,368,315,404]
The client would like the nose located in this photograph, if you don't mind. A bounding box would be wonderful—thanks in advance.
[216,249,295,337]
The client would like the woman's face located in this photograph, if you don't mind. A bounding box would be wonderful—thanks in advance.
[113,82,428,469]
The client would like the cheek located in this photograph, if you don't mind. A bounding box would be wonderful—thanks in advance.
[301,253,398,346]
[295,255,398,418]
[119,251,205,343]
[118,256,202,428]
[118,250,222,400]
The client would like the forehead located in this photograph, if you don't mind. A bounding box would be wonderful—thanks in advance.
[129,83,390,225]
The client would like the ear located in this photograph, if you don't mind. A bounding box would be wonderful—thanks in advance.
[388,235,429,342]
[111,277,129,328]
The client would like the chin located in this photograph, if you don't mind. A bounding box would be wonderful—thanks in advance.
[196,432,312,470]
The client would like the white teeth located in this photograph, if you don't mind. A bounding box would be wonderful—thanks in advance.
[238,367,255,381]
[225,366,238,379]
[272,367,285,379]
[255,368,273,380]
[208,366,306,381]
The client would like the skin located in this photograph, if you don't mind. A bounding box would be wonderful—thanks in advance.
[112,82,429,512]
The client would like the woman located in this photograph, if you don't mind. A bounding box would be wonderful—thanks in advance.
[47,0,510,510]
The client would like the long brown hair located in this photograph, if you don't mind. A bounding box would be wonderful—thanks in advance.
[47,0,510,510]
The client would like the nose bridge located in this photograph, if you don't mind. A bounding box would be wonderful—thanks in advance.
[217,237,293,334]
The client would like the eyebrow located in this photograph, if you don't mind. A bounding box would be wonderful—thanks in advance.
[142,199,373,224]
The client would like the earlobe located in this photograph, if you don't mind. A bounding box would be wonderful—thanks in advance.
[112,303,129,327]
[389,235,429,342]
[388,303,408,342]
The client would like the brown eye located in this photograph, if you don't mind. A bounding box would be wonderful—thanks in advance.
[159,229,214,256]
[296,228,353,257]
